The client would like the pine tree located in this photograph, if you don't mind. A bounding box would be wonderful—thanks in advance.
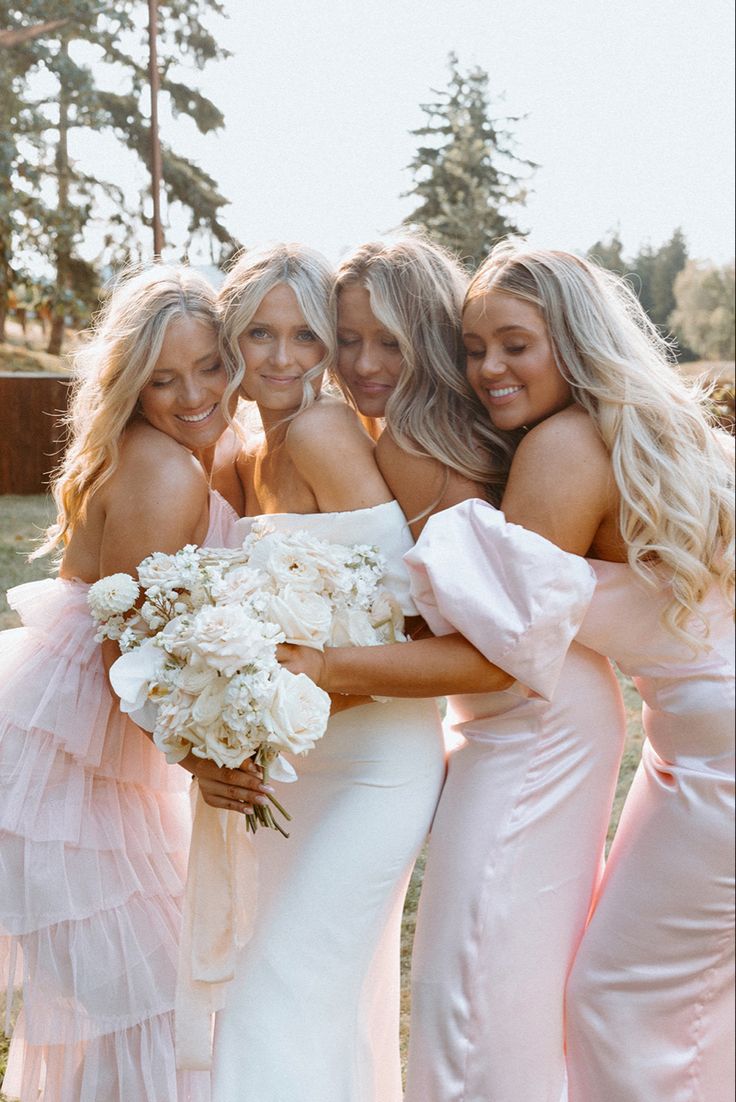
[403,53,535,270]
[588,228,693,358]
[631,228,689,337]
[588,231,626,273]
[3,1,236,353]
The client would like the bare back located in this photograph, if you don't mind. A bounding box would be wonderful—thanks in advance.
[60,422,211,584]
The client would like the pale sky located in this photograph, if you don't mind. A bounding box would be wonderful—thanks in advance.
[71,0,734,267]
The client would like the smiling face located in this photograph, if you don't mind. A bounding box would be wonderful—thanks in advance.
[237,282,325,413]
[463,290,573,431]
[336,284,405,417]
[138,314,229,450]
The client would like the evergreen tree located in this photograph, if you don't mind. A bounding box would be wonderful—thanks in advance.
[587,231,626,273]
[670,261,735,361]
[3,0,236,353]
[631,228,689,336]
[589,228,693,358]
[0,3,72,337]
[403,53,535,270]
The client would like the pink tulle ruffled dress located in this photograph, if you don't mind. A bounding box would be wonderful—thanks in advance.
[0,491,236,1102]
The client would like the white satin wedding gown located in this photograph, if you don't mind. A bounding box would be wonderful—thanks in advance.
[211,501,446,1102]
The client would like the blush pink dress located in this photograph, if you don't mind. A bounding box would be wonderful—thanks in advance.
[565,559,734,1101]
[0,491,236,1102]
[403,499,627,1102]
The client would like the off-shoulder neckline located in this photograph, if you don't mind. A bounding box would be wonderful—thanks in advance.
[232,499,403,523]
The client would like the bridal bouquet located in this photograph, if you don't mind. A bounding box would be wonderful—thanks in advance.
[88,521,405,835]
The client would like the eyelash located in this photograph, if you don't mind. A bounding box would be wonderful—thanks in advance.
[248,329,317,342]
[337,337,400,350]
[150,363,222,388]
[464,346,527,359]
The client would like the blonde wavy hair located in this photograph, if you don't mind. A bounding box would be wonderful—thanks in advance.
[219,242,335,427]
[37,264,224,557]
[467,240,735,642]
[333,233,517,505]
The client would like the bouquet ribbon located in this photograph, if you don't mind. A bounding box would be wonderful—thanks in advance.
[174,783,258,1070]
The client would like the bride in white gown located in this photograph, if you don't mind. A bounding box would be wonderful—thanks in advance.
[210,243,446,1101]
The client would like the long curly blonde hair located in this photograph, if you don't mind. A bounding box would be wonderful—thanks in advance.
[334,233,517,505]
[467,240,735,642]
[37,264,225,557]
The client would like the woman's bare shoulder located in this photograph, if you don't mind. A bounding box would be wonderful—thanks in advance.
[285,398,391,510]
[376,429,484,536]
[285,395,367,449]
[105,423,207,505]
[515,405,610,472]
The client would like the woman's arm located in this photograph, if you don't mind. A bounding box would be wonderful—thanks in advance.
[278,636,514,697]
[99,431,270,812]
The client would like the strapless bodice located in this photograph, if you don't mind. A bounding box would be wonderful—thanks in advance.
[230,500,418,614]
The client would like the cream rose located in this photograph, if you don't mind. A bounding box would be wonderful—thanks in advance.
[330,607,380,647]
[188,605,283,676]
[265,586,333,648]
[263,668,331,756]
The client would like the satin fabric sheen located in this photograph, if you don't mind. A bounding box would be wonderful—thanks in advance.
[565,559,735,1101]
[403,500,627,1102]
[0,491,236,1102]
[211,502,445,1102]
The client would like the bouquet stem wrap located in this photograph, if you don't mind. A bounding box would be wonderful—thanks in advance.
[174,782,258,1070]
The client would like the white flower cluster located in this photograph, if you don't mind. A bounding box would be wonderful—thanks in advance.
[87,525,404,780]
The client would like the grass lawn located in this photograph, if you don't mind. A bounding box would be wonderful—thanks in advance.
[0,494,644,1089]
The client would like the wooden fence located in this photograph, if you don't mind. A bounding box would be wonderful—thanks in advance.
[0,373,71,494]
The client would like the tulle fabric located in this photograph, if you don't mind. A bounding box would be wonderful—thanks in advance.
[0,490,237,1102]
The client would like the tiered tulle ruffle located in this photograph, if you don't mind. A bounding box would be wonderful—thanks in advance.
[0,578,209,1102]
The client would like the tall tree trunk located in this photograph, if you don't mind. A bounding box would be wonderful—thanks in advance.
[148,0,164,257]
[47,39,70,357]
[0,54,13,344]
[0,240,8,342]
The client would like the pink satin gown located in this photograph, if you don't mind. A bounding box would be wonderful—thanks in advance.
[403,499,627,1102]
[0,490,236,1102]
[565,559,735,1101]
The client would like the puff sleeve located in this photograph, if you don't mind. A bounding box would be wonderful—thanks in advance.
[404,499,597,701]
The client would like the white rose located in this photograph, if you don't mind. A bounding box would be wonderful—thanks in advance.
[174,660,219,695]
[199,719,261,770]
[330,607,381,647]
[208,565,268,605]
[370,590,406,642]
[252,539,326,593]
[263,668,331,755]
[136,544,201,590]
[265,585,333,648]
[189,605,283,676]
[153,691,200,763]
[190,676,228,727]
[88,573,139,620]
